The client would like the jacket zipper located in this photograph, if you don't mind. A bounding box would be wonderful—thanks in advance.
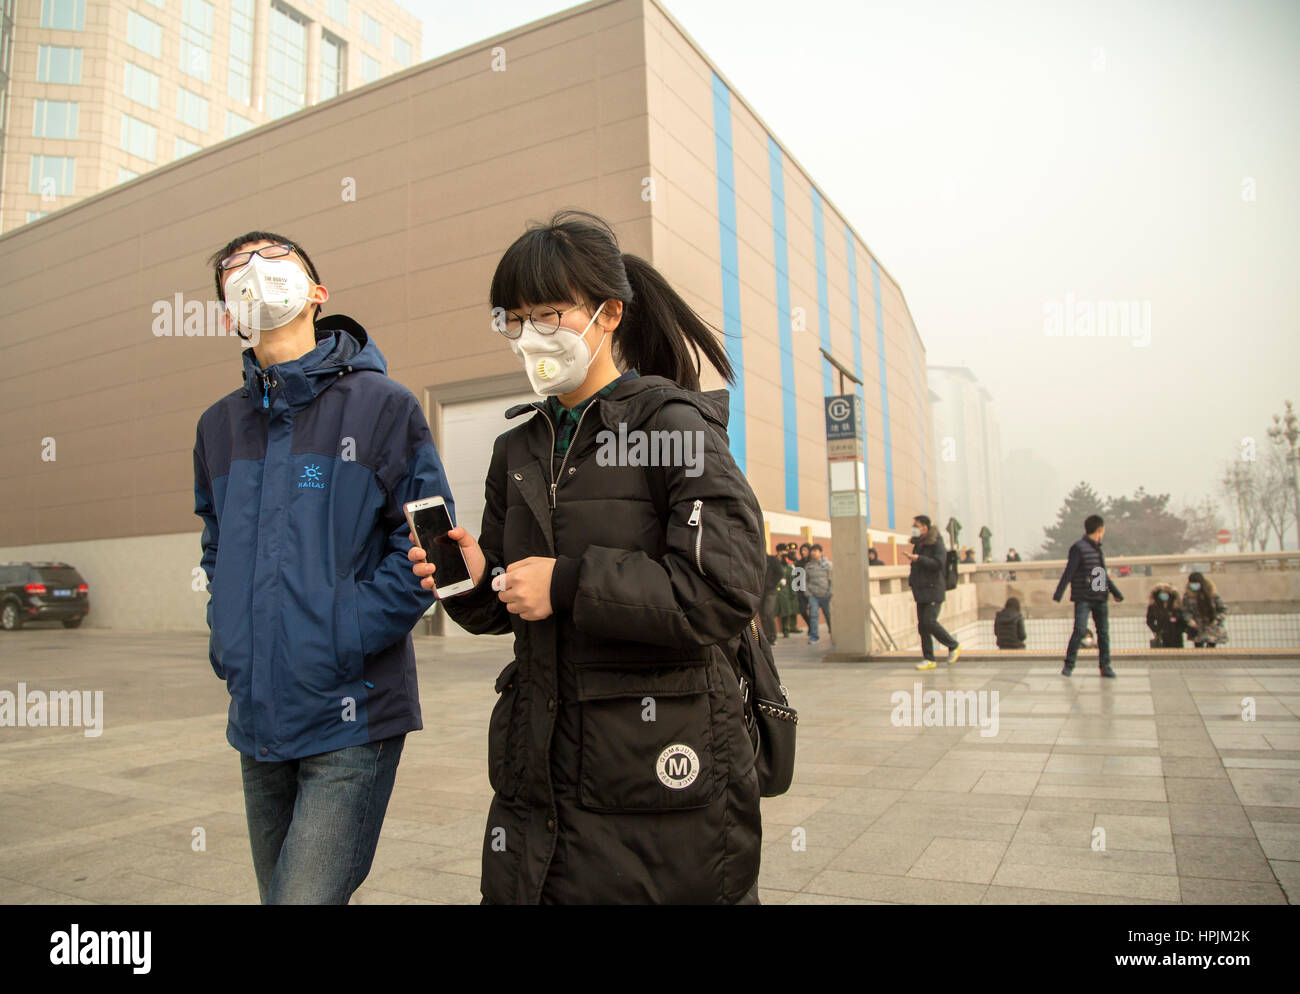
[543,401,598,510]
[261,373,275,409]
[687,499,705,574]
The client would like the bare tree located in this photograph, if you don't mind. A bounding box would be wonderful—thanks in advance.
[1259,449,1295,551]
[1221,462,1260,552]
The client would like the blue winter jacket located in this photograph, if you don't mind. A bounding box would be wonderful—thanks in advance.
[193,314,448,761]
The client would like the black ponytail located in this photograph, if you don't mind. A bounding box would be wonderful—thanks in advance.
[489,210,734,393]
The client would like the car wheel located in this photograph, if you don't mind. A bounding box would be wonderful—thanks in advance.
[62,618,83,629]
[0,602,21,631]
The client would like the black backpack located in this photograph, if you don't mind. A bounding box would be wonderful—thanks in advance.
[644,455,797,797]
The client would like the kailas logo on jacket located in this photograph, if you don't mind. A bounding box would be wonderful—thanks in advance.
[297,463,326,490]
[656,743,700,789]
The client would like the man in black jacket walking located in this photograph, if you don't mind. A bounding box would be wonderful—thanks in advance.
[904,515,961,670]
[1052,514,1123,678]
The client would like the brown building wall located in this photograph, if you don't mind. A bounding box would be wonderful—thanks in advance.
[0,0,936,628]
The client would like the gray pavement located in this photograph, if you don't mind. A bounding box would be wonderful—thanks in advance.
[1,628,1297,904]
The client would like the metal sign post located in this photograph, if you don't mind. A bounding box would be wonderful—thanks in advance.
[823,392,873,660]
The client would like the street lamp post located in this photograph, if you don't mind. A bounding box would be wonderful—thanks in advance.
[1267,400,1300,550]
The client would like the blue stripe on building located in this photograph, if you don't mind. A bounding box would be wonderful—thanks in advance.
[872,258,896,528]
[768,136,798,511]
[811,188,832,397]
[908,327,930,507]
[845,228,870,524]
[711,73,745,472]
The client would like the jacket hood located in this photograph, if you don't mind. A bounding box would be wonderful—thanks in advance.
[239,314,387,410]
[505,374,732,434]
[1149,582,1181,605]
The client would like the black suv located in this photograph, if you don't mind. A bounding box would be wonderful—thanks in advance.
[0,562,90,630]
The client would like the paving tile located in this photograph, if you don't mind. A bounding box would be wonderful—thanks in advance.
[990,863,1179,901]
[907,837,1008,884]
[1167,803,1255,838]
[1271,860,1300,904]
[1172,835,1275,882]
[1178,877,1288,904]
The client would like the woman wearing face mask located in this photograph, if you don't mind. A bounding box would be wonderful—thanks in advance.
[1181,572,1228,648]
[409,211,765,904]
[902,515,962,670]
[1146,583,1186,648]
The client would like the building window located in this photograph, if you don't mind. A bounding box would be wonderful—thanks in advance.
[319,32,344,100]
[228,0,253,104]
[175,135,200,158]
[37,45,82,83]
[361,12,380,46]
[180,0,214,82]
[267,3,307,118]
[120,113,157,162]
[27,211,49,222]
[327,0,347,27]
[40,0,84,30]
[360,52,378,83]
[118,166,139,183]
[177,86,209,131]
[127,11,162,59]
[226,109,252,137]
[32,99,78,138]
[393,35,411,67]
[123,61,160,109]
[29,154,76,196]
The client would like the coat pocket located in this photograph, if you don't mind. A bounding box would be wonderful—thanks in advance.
[488,659,521,798]
[333,575,365,683]
[576,665,716,813]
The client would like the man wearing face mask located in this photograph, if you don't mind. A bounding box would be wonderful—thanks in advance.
[192,232,453,904]
[902,515,962,670]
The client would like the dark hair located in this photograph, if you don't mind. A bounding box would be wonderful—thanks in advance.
[489,210,734,392]
[1005,597,1021,612]
[208,231,324,324]
[914,514,931,528]
[1085,514,1104,534]
[799,542,811,552]
[1185,572,1212,618]
[811,544,823,552]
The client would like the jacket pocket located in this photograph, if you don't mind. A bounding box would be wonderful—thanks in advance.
[333,575,365,683]
[488,659,521,798]
[576,665,716,813]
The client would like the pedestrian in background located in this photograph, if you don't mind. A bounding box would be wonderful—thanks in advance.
[903,515,962,670]
[776,544,801,636]
[1052,514,1123,678]
[795,541,812,630]
[868,547,881,566]
[1146,583,1186,648]
[994,596,1027,649]
[1182,571,1228,648]
[760,545,784,643]
[805,544,833,645]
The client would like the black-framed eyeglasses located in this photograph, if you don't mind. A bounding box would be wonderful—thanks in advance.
[218,242,296,271]
[496,303,592,340]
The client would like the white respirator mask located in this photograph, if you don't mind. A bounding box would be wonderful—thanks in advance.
[225,254,312,335]
[510,301,606,397]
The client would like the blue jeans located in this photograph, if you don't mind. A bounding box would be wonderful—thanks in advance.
[808,594,832,639]
[1065,600,1111,668]
[240,735,405,904]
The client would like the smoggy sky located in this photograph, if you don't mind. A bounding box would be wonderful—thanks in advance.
[397,0,1300,540]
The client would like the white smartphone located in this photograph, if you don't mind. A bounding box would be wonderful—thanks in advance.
[404,496,475,598]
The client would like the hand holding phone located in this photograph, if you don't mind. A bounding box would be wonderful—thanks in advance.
[404,497,480,598]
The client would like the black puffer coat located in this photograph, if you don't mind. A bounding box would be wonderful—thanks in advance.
[908,529,947,603]
[441,375,765,904]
